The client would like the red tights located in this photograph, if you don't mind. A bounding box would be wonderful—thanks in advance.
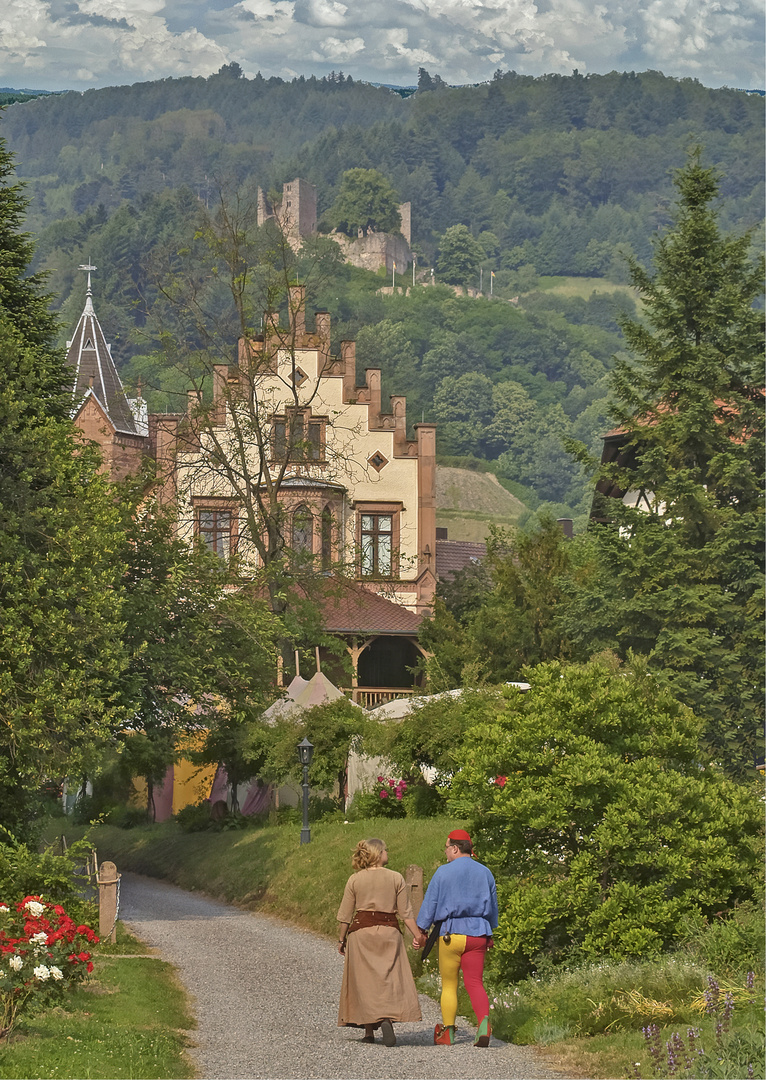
[438,934,489,1026]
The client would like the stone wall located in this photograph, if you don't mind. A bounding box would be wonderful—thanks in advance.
[333,230,412,274]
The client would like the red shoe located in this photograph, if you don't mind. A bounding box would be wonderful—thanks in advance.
[434,1023,456,1045]
[474,1016,491,1047]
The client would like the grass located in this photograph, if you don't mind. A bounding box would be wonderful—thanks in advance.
[66,815,457,938]
[0,925,194,1079]
[533,275,639,300]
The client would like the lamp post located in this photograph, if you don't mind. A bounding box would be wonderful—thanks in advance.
[298,737,314,844]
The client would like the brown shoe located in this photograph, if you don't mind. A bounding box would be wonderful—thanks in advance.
[380,1019,396,1046]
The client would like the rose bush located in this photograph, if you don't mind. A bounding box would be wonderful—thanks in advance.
[0,896,98,1037]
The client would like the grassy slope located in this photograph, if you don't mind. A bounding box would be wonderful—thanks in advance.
[83,816,456,938]
[436,466,526,542]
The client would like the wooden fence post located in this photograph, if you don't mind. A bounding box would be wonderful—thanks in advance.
[405,864,423,921]
[97,861,120,944]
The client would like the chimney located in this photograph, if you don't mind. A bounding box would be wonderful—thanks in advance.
[213,364,228,425]
[557,518,574,539]
[390,396,407,455]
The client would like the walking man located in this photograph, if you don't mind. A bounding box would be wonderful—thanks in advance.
[414,828,498,1046]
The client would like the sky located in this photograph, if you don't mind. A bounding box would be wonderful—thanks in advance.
[1,0,763,94]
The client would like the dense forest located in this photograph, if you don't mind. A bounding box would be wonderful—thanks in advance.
[1,67,763,517]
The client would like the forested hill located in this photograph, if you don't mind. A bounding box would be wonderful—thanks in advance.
[0,68,763,521]
[4,67,763,257]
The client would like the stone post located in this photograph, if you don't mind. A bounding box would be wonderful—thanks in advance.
[98,861,120,944]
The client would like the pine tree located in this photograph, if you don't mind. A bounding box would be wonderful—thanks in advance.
[0,137,129,836]
[566,148,764,773]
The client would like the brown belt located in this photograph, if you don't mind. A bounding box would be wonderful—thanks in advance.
[347,910,401,935]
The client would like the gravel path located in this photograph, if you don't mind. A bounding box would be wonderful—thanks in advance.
[120,872,566,1080]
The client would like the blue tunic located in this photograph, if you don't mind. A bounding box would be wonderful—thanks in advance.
[417,856,499,937]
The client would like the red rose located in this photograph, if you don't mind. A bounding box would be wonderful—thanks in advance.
[379,790,389,799]
[496,776,507,788]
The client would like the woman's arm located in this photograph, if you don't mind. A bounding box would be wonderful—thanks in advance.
[403,917,423,947]
[337,921,349,954]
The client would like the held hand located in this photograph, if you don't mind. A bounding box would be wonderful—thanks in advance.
[412,932,427,950]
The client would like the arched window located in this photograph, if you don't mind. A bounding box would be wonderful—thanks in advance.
[292,504,313,556]
[321,505,333,571]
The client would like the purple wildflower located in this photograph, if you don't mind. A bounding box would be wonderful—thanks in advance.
[704,975,720,1015]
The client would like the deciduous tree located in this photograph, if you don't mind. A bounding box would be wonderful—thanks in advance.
[449,658,763,979]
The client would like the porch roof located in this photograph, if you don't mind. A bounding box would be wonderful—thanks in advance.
[318,586,422,636]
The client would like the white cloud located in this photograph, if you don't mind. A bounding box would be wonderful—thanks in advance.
[0,0,761,91]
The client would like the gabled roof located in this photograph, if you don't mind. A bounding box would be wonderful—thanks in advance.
[66,277,138,436]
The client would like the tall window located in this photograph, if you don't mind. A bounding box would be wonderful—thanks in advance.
[292,504,313,556]
[360,513,393,577]
[321,506,333,571]
[197,509,233,558]
[271,410,325,462]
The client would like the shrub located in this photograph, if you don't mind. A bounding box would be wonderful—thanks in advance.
[0,833,95,925]
[347,776,408,820]
[680,902,765,976]
[175,801,216,834]
[106,806,151,830]
[402,783,446,818]
[0,896,98,1037]
[449,659,764,978]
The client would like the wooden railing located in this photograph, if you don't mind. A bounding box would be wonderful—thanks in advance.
[344,687,417,709]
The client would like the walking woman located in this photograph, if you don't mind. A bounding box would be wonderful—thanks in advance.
[337,838,422,1046]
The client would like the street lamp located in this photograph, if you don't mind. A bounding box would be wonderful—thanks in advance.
[298,737,314,845]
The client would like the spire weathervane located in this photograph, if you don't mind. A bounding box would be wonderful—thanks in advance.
[78,260,97,297]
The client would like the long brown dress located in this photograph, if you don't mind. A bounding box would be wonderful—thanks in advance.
[337,866,422,1027]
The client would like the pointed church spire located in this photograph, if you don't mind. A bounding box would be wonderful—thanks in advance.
[65,266,138,435]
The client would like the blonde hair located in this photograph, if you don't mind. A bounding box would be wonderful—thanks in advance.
[352,838,386,871]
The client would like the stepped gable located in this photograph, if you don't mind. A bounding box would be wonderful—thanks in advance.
[65,268,138,436]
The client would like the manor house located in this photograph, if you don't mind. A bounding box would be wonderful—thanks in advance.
[65,278,437,705]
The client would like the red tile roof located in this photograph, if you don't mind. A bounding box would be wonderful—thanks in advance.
[435,540,487,579]
[317,585,422,635]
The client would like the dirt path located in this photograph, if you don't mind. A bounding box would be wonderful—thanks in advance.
[120,872,567,1080]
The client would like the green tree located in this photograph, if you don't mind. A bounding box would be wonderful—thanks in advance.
[449,658,763,980]
[328,168,401,237]
[0,138,129,836]
[116,493,279,818]
[435,224,484,286]
[265,698,371,811]
[419,517,577,688]
[565,148,765,772]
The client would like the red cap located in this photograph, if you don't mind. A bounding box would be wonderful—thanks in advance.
[448,829,472,844]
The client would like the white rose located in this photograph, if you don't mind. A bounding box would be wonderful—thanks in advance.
[30,932,48,946]
[0,904,9,912]
[33,965,50,981]
[9,955,23,972]
[50,966,64,981]
[24,901,45,917]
